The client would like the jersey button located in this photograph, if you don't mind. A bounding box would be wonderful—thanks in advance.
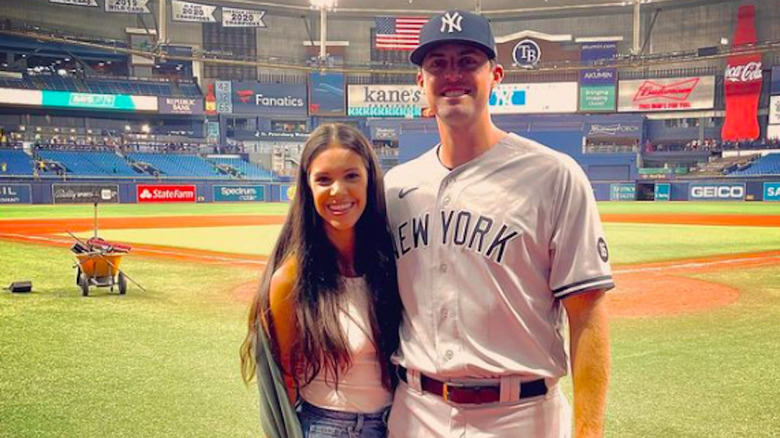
[441,308,449,319]
[439,263,447,273]
[444,350,454,361]
[442,196,451,206]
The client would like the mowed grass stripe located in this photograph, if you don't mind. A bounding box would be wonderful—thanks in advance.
[68,225,284,256]
[0,202,290,220]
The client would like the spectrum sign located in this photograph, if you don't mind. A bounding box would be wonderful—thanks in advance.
[137,184,196,203]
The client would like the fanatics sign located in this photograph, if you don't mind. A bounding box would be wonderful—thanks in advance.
[137,185,196,203]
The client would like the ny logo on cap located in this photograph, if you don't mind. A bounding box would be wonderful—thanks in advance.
[440,12,463,33]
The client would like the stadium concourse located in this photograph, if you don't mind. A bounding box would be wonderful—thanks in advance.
[2,1,780,437]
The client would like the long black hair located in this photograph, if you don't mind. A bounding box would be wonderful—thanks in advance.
[241,123,401,391]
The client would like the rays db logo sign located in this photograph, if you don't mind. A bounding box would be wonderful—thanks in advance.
[689,184,745,201]
[513,39,541,68]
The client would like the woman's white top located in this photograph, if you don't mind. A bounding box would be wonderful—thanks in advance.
[299,276,393,413]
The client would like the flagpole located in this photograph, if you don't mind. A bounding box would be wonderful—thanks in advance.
[320,7,327,60]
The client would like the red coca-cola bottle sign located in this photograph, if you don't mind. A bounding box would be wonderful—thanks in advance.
[721,4,762,141]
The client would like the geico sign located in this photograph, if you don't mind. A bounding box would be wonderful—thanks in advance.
[690,186,744,199]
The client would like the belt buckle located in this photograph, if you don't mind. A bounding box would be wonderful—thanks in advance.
[441,380,464,402]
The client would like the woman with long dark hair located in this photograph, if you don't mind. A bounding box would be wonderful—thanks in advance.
[240,123,402,438]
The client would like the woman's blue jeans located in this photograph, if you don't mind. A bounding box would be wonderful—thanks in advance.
[297,400,389,438]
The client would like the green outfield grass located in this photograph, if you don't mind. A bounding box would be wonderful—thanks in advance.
[604,223,780,265]
[0,202,289,220]
[69,225,284,256]
[2,201,778,222]
[607,265,780,437]
[2,201,780,437]
[598,201,780,215]
[0,241,261,438]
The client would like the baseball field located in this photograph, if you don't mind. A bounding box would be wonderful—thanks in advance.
[1,201,779,437]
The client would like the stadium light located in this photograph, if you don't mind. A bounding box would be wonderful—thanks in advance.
[310,0,337,10]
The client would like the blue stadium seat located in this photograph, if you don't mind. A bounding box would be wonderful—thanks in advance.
[0,149,35,175]
[37,150,139,176]
[728,154,780,176]
[127,152,219,178]
[208,156,279,181]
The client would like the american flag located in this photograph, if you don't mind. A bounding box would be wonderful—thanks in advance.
[375,16,427,51]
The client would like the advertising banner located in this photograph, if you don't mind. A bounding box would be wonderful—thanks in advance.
[232,82,307,116]
[654,183,670,201]
[254,131,309,142]
[609,183,636,201]
[580,42,617,112]
[213,185,266,202]
[772,66,780,95]
[52,184,119,204]
[770,95,780,125]
[722,5,762,141]
[280,185,295,202]
[105,0,150,13]
[586,122,642,138]
[41,91,157,111]
[137,184,196,203]
[206,122,220,145]
[347,85,425,117]
[580,42,617,65]
[0,184,32,204]
[309,72,345,116]
[215,80,233,114]
[49,0,97,7]
[763,182,780,201]
[489,82,578,114]
[222,7,266,27]
[769,125,780,140]
[158,97,205,115]
[618,76,715,112]
[172,0,216,22]
[688,183,745,201]
[0,88,42,106]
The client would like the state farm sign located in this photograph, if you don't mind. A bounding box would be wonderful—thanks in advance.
[137,184,196,203]
[618,76,715,112]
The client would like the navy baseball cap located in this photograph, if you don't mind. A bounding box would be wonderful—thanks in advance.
[410,10,497,66]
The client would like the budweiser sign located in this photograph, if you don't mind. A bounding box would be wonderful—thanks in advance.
[634,78,699,102]
[618,76,715,112]
[724,61,762,82]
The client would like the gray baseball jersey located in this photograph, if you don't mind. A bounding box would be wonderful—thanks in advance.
[384,133,614,381]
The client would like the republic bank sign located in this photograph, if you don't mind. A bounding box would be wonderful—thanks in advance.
[231,81,307,116]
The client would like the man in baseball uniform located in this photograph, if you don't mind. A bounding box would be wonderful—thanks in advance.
[384,10,614,438]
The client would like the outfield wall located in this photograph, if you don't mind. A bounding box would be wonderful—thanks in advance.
[0,179,295,204]
[592,179,780,202]
[2,178,779,204]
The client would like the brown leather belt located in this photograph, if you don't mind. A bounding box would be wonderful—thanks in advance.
[397,366,547,404]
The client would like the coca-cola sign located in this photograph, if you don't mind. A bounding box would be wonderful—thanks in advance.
[722,4,762,141]
[618,76,715,112]
[724,61,762,83]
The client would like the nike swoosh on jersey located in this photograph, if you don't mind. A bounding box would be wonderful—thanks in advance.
[398,187,419,199]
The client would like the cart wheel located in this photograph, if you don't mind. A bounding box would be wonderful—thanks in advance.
[118,273,127,295]
[79,273,89,297]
